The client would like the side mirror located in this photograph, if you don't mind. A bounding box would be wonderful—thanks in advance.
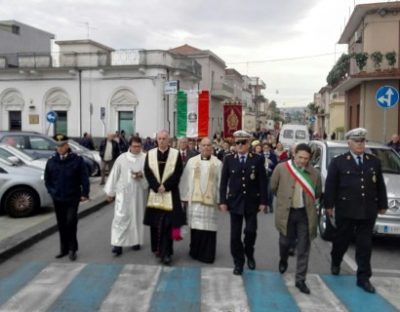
[8,156,22,165]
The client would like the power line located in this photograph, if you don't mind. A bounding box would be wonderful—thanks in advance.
[226,52,345,65]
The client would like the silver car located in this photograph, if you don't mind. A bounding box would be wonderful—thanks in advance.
[0,158,52,218]
[309,140,400,238]
[0,143,47,170]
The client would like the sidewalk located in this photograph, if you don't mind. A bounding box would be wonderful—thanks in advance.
[0,177,107,263]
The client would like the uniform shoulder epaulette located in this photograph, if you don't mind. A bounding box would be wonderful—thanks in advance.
[364,152,376,160]
[48,155,54,160]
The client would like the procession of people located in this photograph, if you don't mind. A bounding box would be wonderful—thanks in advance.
[44,126,390,296]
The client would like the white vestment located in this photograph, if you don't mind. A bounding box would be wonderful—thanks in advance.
[104,151,148,246]
[179,155,222,232]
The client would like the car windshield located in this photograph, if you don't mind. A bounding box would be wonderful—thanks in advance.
[295,130,306,139]
[327,146,400,174]
[3,145,36,161]
[283,130,293,139]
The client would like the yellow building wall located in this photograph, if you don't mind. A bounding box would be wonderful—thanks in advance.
[364,16,399,71]
[362,81,399,143]
[329,102,345,139]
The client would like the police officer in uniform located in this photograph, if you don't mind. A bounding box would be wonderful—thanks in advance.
[219,130,268,275]
[44,134,90,261]
[324,128,387,293]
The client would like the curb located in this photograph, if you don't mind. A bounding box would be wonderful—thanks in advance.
[0,196,108,264]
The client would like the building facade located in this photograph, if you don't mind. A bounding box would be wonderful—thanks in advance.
[0,39,201,139]
[334,2,400,142]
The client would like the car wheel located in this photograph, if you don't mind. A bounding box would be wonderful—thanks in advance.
[92,163,100,177]
[4,187,39,218]
[318,204,329,240]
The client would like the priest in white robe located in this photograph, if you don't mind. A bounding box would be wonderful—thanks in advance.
[104,136,148,256]
[180,138,222,263]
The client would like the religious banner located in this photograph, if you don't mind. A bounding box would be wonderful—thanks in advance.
[176,90,209,138]
[223,103,242,138]
[198,90,209,137]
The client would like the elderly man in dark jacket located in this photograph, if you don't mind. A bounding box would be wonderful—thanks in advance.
[44,134,90,261]
[325,128,387,294]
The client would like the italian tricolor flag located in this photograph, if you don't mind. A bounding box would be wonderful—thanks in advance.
[176,90,209,138]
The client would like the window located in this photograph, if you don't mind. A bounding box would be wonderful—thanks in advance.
[9,111,21,131]
[283,129,294,139]
[119,111,134,136]
[295,130,306,139]
[1,135,25,148]
[29,136,56,150]
[11,25,20,35]
[54,111,67,135]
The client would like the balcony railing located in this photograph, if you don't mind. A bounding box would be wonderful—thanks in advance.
[211,82,234,100]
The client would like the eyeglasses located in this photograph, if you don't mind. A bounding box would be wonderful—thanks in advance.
[352,139,366,143]
[235,140,248,145]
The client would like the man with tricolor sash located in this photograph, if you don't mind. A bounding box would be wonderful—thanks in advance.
[271,143,321,294]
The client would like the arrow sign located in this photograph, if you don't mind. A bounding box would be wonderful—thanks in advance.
[46,111,58,123]
[376,86,399,109]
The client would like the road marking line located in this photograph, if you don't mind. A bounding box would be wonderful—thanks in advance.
[284,274,348,312]
[0,261,47,307]
[149,266,201,312]
[371,276,400,310]
[201,267,250,312]
[48,263,123,312]
[244,270,299,312]
[0,262,85,312]
[321,274,398,312]
[99,264,161,312]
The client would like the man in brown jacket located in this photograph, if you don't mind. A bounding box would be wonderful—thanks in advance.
[271,143,321,294]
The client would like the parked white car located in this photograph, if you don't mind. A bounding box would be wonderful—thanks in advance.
[0,158,52,217]
[309,140,400,238]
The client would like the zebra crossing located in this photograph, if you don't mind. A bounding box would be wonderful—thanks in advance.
[0,262,399,312]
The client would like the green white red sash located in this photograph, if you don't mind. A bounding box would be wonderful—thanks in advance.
[285,160,316,201]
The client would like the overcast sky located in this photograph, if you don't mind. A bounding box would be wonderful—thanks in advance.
[1,0,390,107]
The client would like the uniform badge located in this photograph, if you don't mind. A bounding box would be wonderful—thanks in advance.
[372,175,377,183]
[250,172,255,180]
[347,155,351,160]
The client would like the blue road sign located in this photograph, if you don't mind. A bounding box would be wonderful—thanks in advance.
[309,116,316,123]
[46,111,57,123]
[376,85,399,109]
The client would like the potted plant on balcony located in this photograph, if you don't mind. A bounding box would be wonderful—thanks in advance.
[370,51,383,71]
[385,51,396,71]
[352,52,368,73]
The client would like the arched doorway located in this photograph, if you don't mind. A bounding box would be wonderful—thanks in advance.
[110,88,138,136]
[0,88,25,131]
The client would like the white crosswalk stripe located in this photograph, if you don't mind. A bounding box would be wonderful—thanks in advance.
[99,264,161,312]
[201,268,250,312]
[0,263,85,312]
[1,263,400,312]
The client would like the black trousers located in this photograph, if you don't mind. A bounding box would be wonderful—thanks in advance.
[331,217,375,283]
[149,214,173,259]
[279,208,310,283]
[230,211,257,267]
[54,199,80,253]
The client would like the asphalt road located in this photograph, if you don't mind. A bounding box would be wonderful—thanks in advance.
[1,202,399,279]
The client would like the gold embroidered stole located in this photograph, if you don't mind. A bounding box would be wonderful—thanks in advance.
[147,148,178,211]
[191,156,218,206]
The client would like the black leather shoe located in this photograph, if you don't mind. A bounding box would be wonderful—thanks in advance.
[69,251,77,261]
[357,280,376,294]
[279,260,288,274]
[233,266,243,275]
[295,281,311,294]
[132,245,141,251]
[55,252,68,259]
[112,246,122,256]
[331,265,340,276]
[247,258,256,270]
[162,256,172,265]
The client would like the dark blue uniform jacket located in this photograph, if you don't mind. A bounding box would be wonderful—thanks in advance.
[45,152,90,202]
[220,152,268,215]
[324,152,387,219]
